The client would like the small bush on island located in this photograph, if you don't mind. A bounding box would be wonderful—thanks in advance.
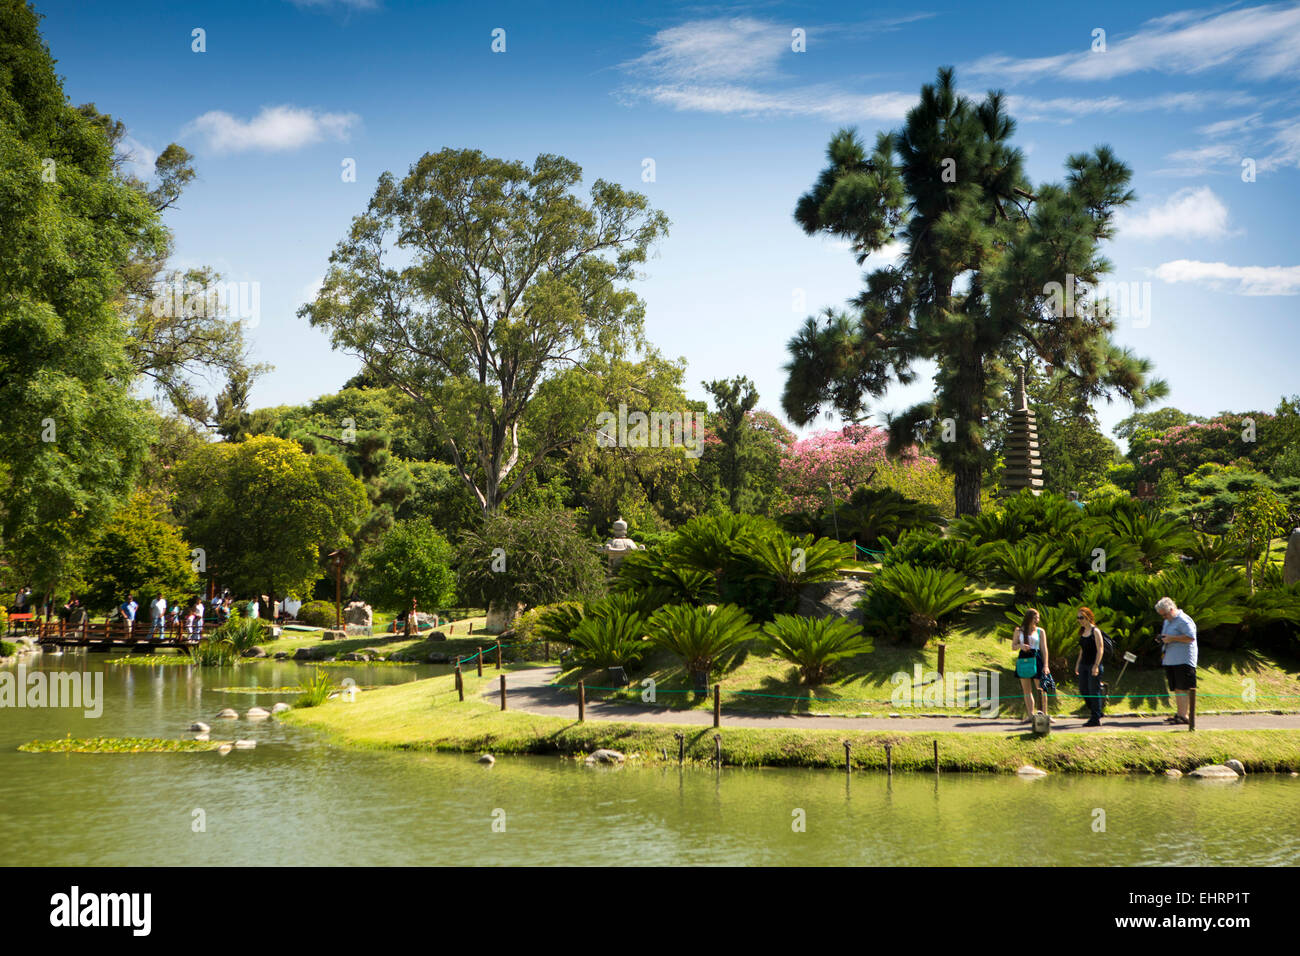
[212,617,269,653]
[295,669,335,707]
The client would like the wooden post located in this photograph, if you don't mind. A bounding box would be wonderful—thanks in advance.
[675,732,684,766]
[933,739,940,773]
[713,734,722,767]
[885,743,893,776]
[937,642,946,677]
[455,664,464,702]
[577,680,586,722]
[843,740,851,774]
[476,648,483,677]
[468,622,473,635]
[544,640,549,661]
[1188,688,1196,732]
[495,641,502,670]
[499,674,507,711]
[713,684,721,728]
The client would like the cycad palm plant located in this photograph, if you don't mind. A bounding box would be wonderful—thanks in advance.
[567,608,649,669]
[762,614,872,685]
[742,530,849,612]
[1105,508,1195,572]
[988,539,1070,603]
[867,563,980,645]
[647,603,760,688]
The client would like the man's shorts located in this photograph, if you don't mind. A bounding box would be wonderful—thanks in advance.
[1165,663,1197,691]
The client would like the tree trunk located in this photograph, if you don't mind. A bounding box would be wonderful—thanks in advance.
[954,461,982,516]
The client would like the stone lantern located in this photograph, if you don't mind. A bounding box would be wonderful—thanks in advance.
[602,518,641,570]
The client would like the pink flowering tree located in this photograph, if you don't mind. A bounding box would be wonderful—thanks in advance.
[1130,413,1268,482]
[779,424,936,513]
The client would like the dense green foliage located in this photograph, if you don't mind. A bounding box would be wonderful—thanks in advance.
[359,518,456,613]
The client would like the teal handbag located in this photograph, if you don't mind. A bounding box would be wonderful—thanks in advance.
[1015,656,1038,678]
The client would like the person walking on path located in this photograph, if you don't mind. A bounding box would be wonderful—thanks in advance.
[1012,608,1050,721]
[1156,597,1197,725]
[1074,606,1106,726]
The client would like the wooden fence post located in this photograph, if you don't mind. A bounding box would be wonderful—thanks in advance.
[713,684,721,728]
[495,641,502,670]
[933,739,940,773]
[937,642,946,677]
[844,741,851,774]
[577,679,585,722]
[885,743,893,777]
[1188,688,1196,732]
[476,648,483,677]
[499,674,507,711]
[455,663,464,702]
[675,732,684,766]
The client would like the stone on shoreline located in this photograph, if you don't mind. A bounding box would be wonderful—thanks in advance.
[1189,764,1239,779]
[1016,765,1047,776]
[246,707,270,719]
[271,702,291,714]
[1225,759,1246,776]
[190,721,210,733]
[1164,769,1183,777]
[234,739,256,750]
[585,749,625,765]
[478,754,495,766]
[215,708,238,719]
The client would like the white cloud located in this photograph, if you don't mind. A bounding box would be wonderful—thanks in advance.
[634,83,914,122]
[622,17,917,121]
[1153,259,1300,295]
[186,105,359,152]
[287,0,379,10]
[1116,187,1232,240]
[623,17,790,84]
[1006,91,1253,122]
[967,4,1300,82]
[118,135,157,179]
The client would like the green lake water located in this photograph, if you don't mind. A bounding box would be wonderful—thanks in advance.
[2,654,1297,866]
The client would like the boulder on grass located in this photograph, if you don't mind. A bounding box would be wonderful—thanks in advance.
[271,702,291,714]
[1225,759,1246,776]
[797,579,867,623]
[585,749,626,765]
[241,646,267,658]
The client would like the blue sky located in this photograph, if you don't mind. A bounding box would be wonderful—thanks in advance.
[33,0,1300,446]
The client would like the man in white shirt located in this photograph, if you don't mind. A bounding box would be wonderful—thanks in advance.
[191,599,206,640]
[150,595,167,639]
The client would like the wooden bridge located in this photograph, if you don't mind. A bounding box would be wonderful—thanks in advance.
[13,617,204,653]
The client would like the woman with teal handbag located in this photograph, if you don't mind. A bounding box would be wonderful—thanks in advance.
[1012,608,1050,722]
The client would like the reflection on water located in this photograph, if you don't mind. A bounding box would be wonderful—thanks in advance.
[2,654,1297,866]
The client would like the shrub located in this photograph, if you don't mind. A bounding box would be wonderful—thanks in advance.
[297,600,337,628]
[783,486,944,547]
[860,563,980,646]
[514,602,582,644]
[742,530,849,617]
[949,491,1086,546]
[211,617,269,654]
[190,638,239,667]
[1,639,16,657]
[295,669,335,707]
[1103,508,1195,572]
[567,608,650,669]
[762,615,872,684]
[647,603,760,686]
[987,539,1070,604]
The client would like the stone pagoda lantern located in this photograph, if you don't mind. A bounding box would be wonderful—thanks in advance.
[602,518,641,570]
[999,365,1044,497]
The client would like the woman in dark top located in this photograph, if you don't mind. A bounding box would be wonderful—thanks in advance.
[1074,606,1105,726]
